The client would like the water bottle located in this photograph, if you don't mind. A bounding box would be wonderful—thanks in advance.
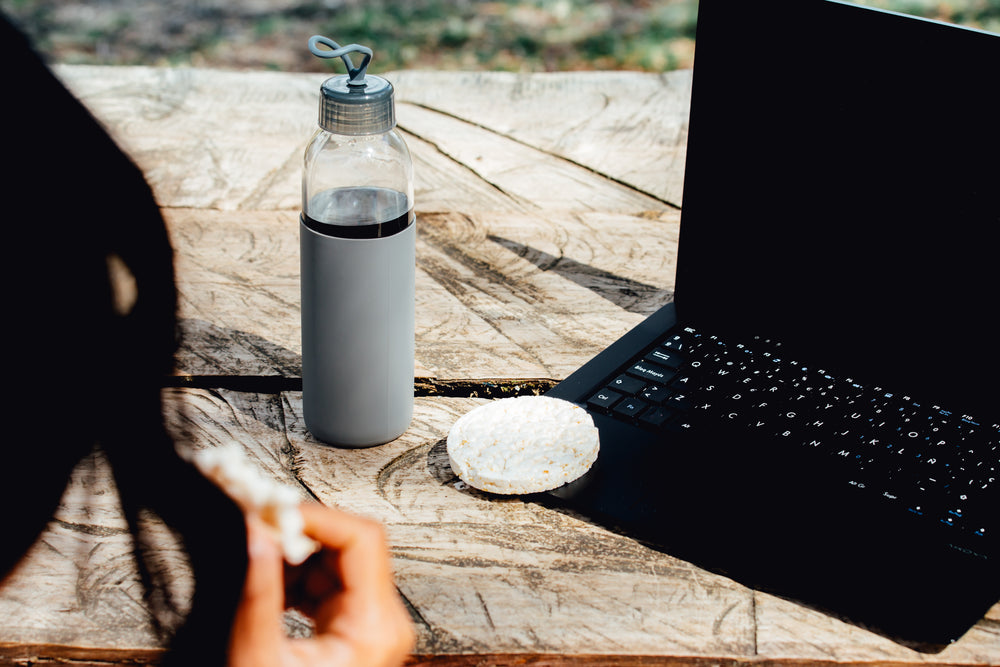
[300,36,415,447]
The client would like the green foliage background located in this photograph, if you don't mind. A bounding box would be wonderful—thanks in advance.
[3,0,999,72]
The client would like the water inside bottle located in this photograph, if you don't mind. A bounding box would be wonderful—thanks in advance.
[304,186,412,239]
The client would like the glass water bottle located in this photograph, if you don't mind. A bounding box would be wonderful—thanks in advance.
[300,36,415,447]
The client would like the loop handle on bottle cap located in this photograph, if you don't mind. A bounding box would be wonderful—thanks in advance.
[308,35,373,87]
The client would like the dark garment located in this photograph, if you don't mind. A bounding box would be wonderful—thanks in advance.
[1,14,246,665]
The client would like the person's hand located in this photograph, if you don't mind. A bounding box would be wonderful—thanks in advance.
[227,503,415,667]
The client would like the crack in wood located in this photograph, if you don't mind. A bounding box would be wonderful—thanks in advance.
[166,375,557,399]
[414,378,556,399]
[401,100,682,210]
[51,519,130,538]
[397,118,532,209]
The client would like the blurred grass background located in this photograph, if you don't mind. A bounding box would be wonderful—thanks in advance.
[2,0,999,72]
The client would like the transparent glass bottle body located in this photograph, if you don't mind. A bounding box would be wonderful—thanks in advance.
[303,129,413,221]
[300,126,415,447]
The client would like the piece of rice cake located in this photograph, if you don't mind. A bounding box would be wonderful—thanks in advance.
[191,444,320,565]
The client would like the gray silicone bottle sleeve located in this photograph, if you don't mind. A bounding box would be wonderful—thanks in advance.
[300,222,415,447]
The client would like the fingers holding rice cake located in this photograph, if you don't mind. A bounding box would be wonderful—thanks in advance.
[447,396,600,494]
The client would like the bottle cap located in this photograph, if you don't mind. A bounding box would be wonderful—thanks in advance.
[309,36,396,136]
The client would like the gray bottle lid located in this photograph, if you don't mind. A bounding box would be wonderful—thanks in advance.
[309,36,395,136]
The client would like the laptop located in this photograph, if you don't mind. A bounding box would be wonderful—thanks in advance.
[545,0,1000,649]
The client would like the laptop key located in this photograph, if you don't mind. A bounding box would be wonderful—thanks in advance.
[614,397,649,420]
[661,334,688,353]
[664,393,694,412]
[641,384,673,405]
[645,348,684,369]
[639,406,676,429]
[587,388,623,413]
[608,373,646,396]
[627,362,677,384]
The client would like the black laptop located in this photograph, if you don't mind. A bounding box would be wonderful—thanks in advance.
[545,0,1000,649]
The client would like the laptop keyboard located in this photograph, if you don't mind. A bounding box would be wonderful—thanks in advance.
[584,325,997,544]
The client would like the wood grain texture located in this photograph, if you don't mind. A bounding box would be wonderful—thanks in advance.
[399,103,668,214]
[167,207,678,379]
[0,449,186,658]
[391,70,691,208]
[3,390,998,664]
[54,67,689,214]
[53,65,316,211]
[5,390,997,665]
[282,393,756,658]
[57,65,682,381]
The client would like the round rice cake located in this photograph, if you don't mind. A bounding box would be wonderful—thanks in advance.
[447,395,600,494]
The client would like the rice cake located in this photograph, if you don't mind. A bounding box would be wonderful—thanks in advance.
[190,444,320,565]
[447,396,600,494]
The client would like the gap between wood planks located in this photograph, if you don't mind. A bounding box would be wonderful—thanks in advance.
[167,375,558,399]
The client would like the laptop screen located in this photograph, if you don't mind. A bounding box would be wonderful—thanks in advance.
[674,0,1000,418]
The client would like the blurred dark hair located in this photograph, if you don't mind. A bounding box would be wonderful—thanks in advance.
[2,13,246,665]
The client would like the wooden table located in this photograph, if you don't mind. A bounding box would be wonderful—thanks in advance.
[1,65,997,666]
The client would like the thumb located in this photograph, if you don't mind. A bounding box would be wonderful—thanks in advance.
[228,514,287,667]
